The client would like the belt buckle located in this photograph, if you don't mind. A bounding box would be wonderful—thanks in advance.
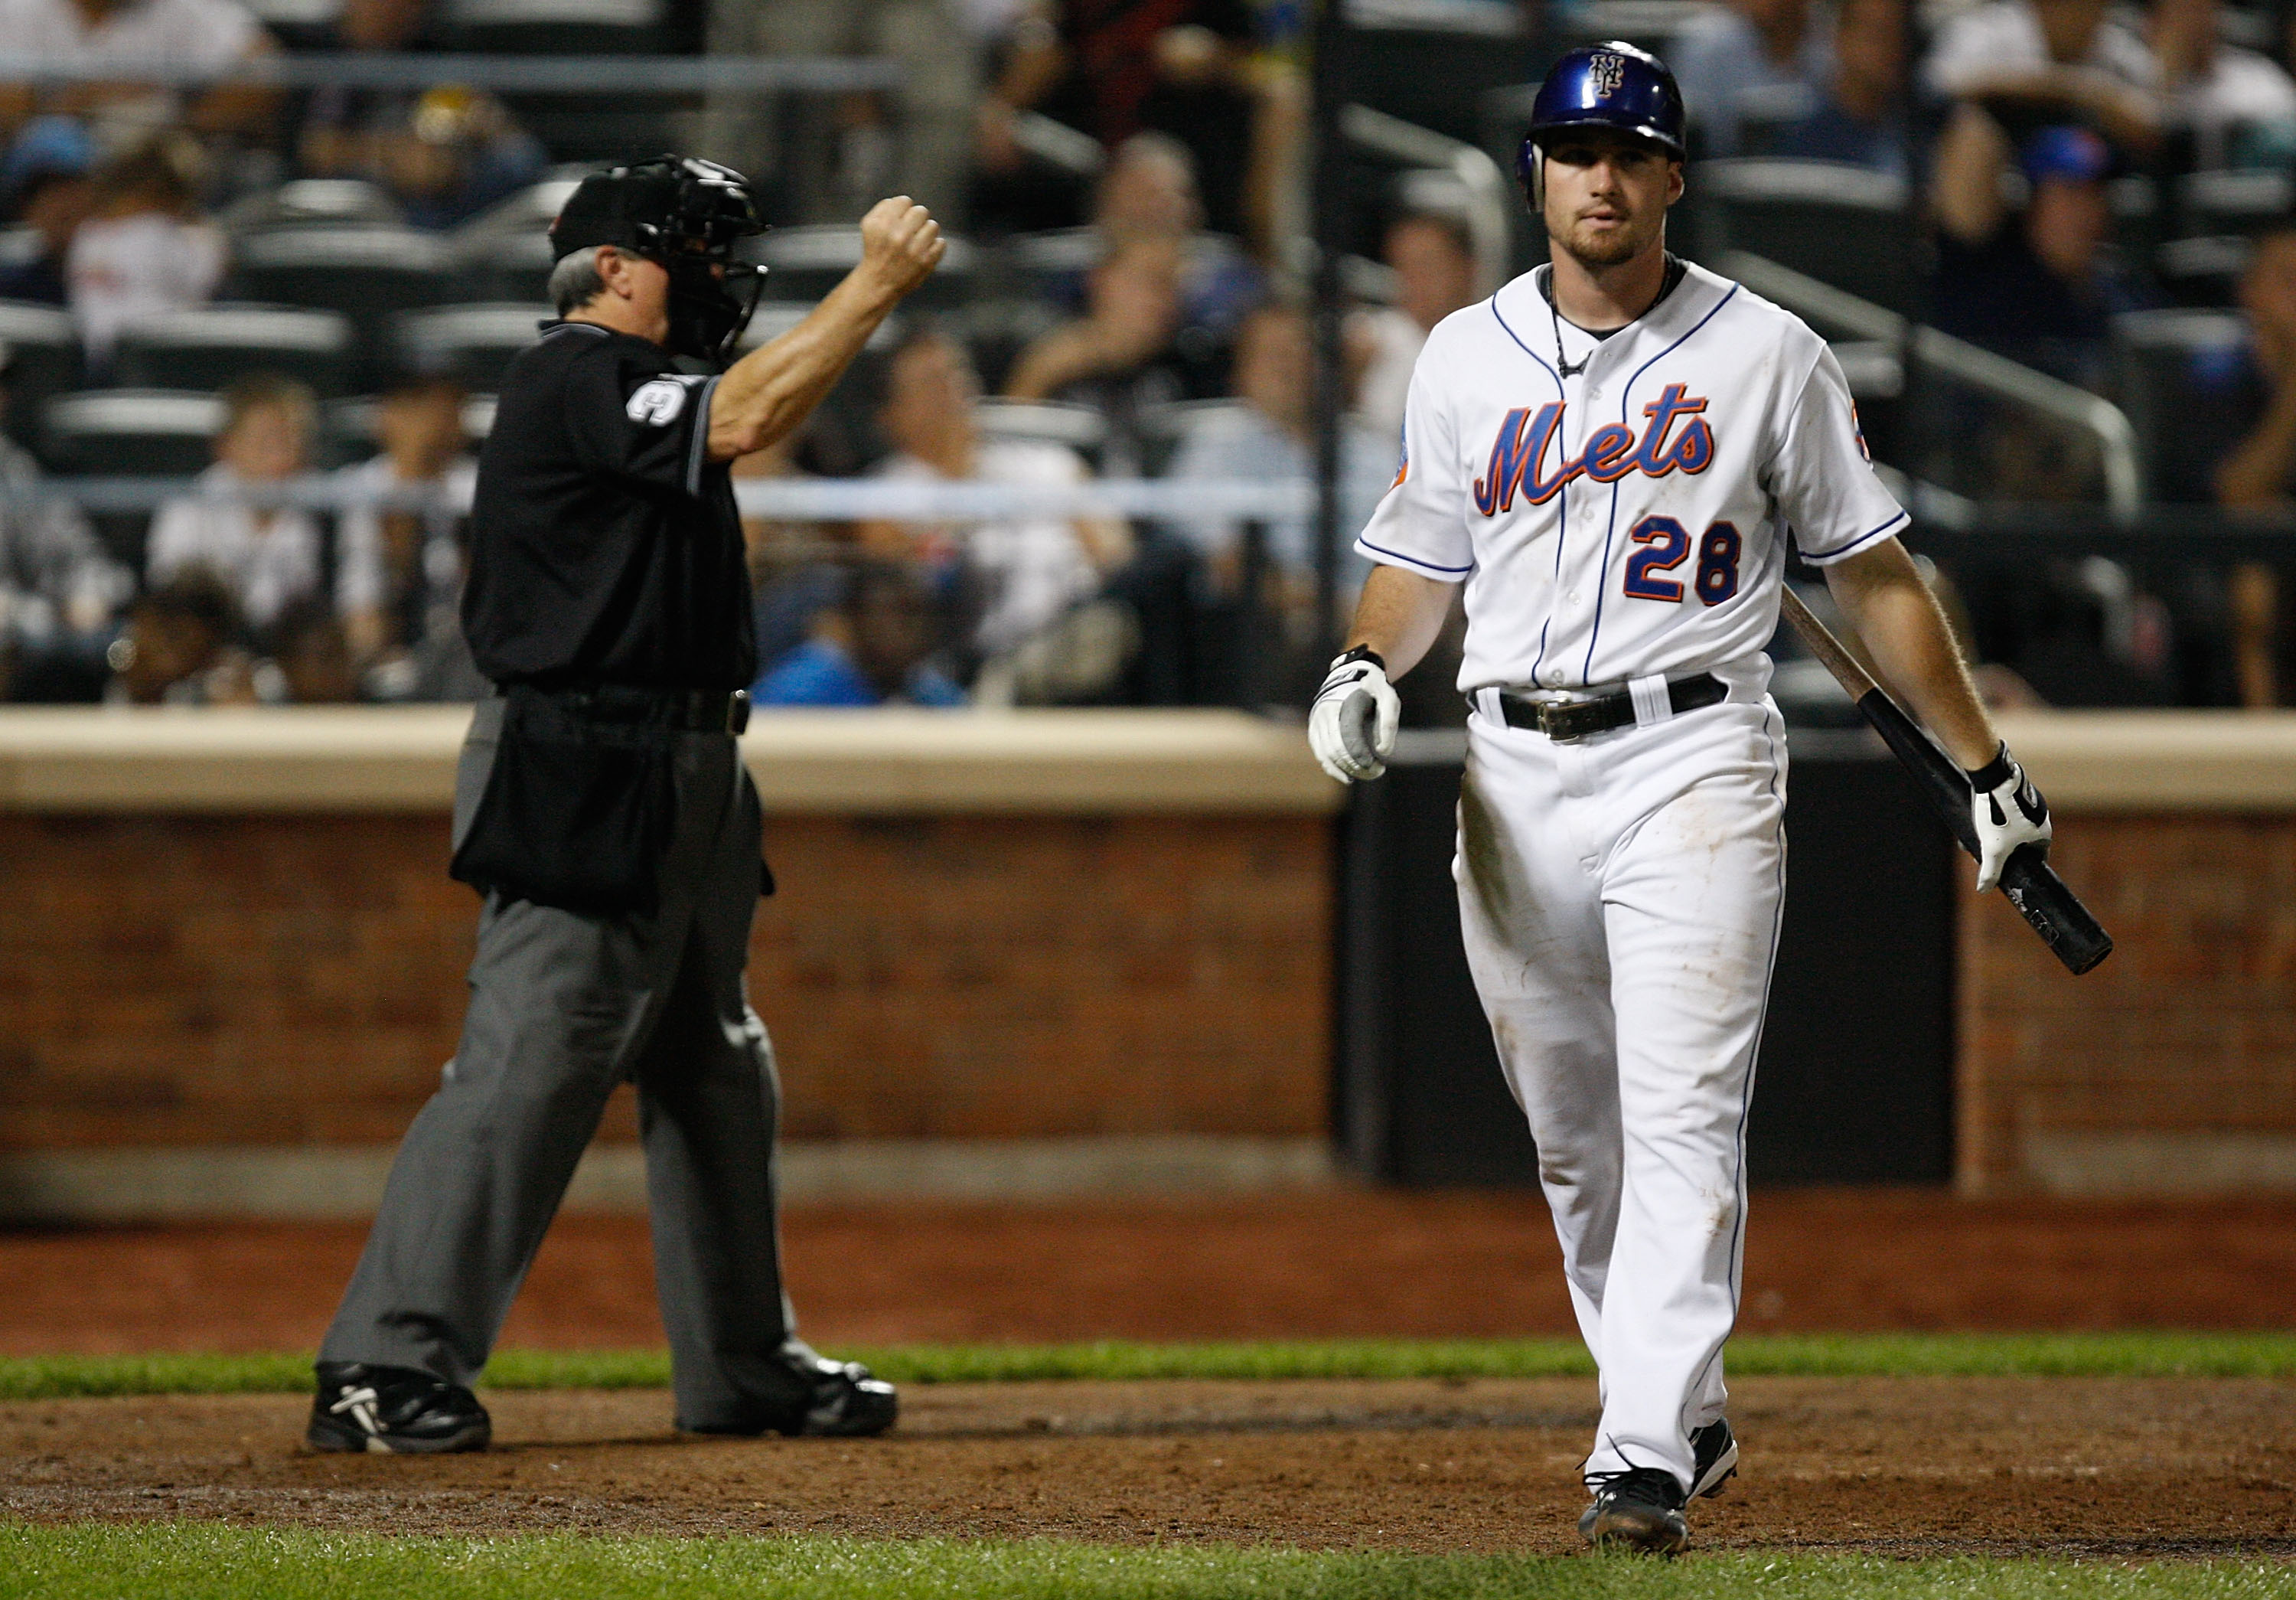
[726,689,751,735]
[1535,701,1583,743]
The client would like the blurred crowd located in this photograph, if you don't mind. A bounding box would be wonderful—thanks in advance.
[6,0,2296,708]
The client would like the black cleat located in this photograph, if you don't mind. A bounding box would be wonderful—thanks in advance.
[1578,1467,1689,1555]
[1691,1417,1739,1499]
[682,1352,899,1439]
[308,1361,491,1454]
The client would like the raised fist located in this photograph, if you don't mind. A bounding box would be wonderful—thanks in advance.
[856,196,946,302]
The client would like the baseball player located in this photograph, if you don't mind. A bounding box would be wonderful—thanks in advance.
[1310,44,2052,1553]
[307,158,944,1453]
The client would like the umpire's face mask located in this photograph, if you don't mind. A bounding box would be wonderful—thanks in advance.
[664,257,763,367]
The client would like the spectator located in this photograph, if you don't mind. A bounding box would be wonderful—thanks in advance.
[980,1,1263,239]
[335,374,475,668]
[1921,0,2160,156]
[2210,224,2296,704]
[65,134,223,364]
[2151,0,2296,173]
[103,570,252,704]
[1671,0,1836,158]
[259,597,362,703]
[0,116,96,305]
[304,84,545,231]
[699,0,976,225]
[752,559,966,707]
[146,374,322,635]
[0,0,279,149]
[1166,303,1388,610]
[1005,235,1222,469]
[1091,133,1263,352]
[869,325,1128,661]
[1355,208,1478,447]
[1758,0,1911,175]
[296,0,432,168]
[1929,119,2148,389]
[729,435,847,677]
[0,338,129,700]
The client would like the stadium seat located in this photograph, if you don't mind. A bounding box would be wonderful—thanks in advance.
[2175,168,2291,239]
[2109,308,2251,503]
[2157,233,2252,308]
[0,225,42,274]
[1137,397,1253,477]
[112,305,357,397]
[974,398,1106,468]
[452,178,587,302]
[0,299,83,462]
[1691,158,1919,318]
[758,227,978,309]
[237,0,341,49]
[1003,226,1102,302]
[455,230,556,304]
[394,303,552,390]
[230,226,460,328]
[41,390,225,477]
[443,0,661,49]
[220,178,403,233]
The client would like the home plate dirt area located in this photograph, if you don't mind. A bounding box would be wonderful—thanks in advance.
[3,1376,2292,1558]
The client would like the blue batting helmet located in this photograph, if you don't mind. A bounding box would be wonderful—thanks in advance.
[1515,41,1688,194]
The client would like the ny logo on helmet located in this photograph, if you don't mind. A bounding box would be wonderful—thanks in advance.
[1589,52,1628,98]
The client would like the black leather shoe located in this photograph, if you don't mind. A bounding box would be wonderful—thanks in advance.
[1691,1418,1739,1499]
[308,1361,491,1454]
[682,1352,899,1439]
[1577,1467,1689,1554]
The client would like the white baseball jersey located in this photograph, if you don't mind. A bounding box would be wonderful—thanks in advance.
[1355,257,1904,695]
[1355,256,1910,1504]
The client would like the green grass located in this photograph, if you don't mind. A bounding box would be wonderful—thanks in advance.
[3,1332,2294,1401]
[0,1525,2287,1599]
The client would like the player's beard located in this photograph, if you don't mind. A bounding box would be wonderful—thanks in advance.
[1552,207,1657,269]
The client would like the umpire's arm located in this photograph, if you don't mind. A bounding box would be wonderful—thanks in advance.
[706,198,947,462]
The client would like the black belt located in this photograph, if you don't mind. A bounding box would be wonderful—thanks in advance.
[1486,672,1725,743]
[507,682,752,734]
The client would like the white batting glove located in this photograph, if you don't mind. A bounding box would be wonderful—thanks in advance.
[1309,648,1401,783]
[1967,743,2051,894]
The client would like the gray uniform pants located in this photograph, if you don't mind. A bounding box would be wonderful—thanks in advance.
[320,696,808,1430]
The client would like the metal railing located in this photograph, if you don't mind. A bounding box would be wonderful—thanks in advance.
[1722,251,2145,521]
[1342,104,1513,299]
[0,51,900,93]
[0,475,1316,522]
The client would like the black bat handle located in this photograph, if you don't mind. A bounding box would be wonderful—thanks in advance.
[1854,690,2112,976]
[1998,845,2114,975]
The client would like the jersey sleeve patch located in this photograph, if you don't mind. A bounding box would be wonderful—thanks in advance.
[627,375,703,426]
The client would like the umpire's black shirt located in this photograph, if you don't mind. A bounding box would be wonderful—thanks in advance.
[462,320,755,691]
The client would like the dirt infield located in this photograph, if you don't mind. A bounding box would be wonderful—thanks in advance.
[3,1376,2292,1558]
[2,1189,2292,1354]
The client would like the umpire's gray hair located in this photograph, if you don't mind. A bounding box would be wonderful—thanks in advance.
[548,246,607,315]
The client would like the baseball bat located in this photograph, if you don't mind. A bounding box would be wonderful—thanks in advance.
[1777,586,2112,976]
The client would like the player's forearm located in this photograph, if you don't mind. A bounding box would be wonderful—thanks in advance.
[1344,564,1457,678]
[706,271,904,462]
[1822,541,1998,769]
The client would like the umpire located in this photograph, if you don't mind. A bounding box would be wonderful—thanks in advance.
[308,157,944,1452]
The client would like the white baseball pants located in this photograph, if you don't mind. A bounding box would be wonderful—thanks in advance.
[1455,689,1787,1491]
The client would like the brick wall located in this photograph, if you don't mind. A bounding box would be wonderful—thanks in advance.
[0,812,1331,1150]
[1957,812,2296,1193]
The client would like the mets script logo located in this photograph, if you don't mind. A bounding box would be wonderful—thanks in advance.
[1589,52,1628,98]
[1473,384,1714,515]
